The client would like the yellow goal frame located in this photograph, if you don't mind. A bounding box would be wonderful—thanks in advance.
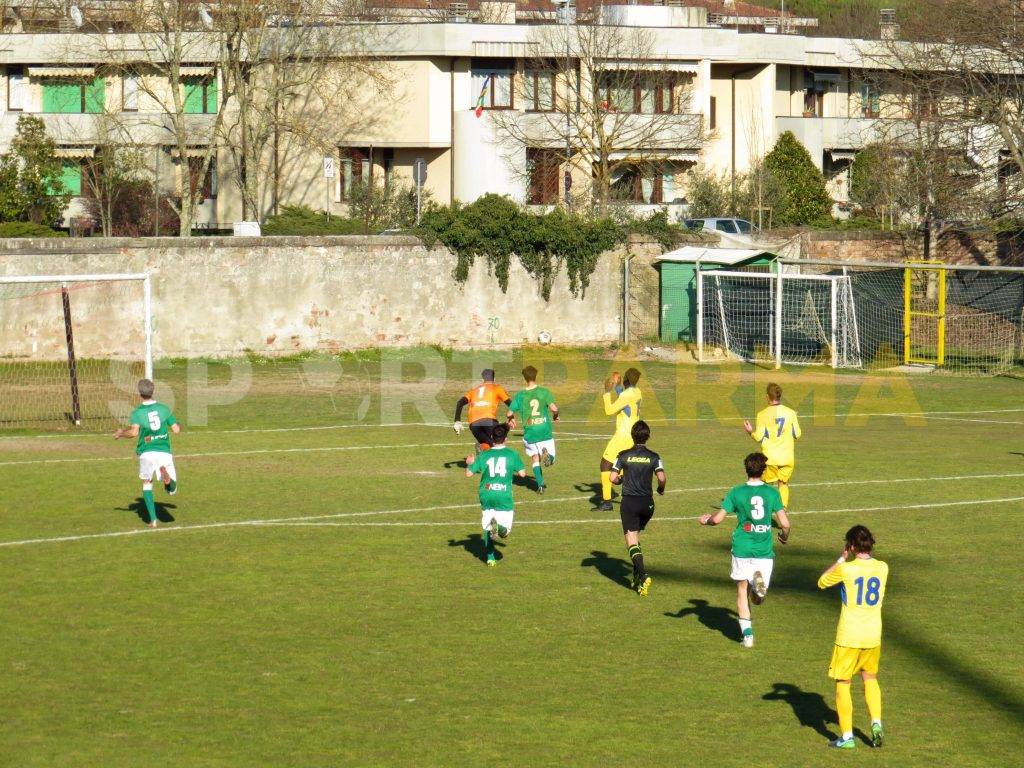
[903,260,947,366]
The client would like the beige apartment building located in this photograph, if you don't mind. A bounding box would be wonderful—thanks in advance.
[0,1,999,230]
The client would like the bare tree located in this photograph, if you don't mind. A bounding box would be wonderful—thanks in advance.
[491,21,705,215]
[81,113,147,236]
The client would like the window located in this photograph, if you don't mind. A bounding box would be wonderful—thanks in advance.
[184,77,217,114]
[187,156,215,200]
[527,148,560,204]
[736,219,752,234]
[123,72,139,112]
[599,73,679,115]
[610,162,682,204]
[58,161,82,196]
[471,60,513,110]
[338,147,370,200]
[7,66,24,111]
[803,70,837,117]
[860,83,880,118]
[715,219,738,233]
[41,77,105,114]
[523,69,555,112]
[709,96,716,130]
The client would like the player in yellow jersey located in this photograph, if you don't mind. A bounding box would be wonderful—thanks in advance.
[817,525,889,750]
[598,368,642,511]
[744,382,801,508]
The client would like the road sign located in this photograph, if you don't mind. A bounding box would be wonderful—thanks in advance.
[413,157,427,185]
[323,156,335,179]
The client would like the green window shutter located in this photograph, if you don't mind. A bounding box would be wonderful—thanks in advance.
[42,81,82,113]
[183,78,202,114]
[205,78,217,113]
[85,77,105,113]
[50,162,81,196]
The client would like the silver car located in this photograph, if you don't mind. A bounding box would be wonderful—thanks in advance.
[684,217,759,235]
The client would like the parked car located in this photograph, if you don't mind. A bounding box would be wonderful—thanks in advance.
[684,217,759,235]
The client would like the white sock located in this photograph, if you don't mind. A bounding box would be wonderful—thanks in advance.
[738,617,752,635]
[842,731,853,740]
[872,719,882,727]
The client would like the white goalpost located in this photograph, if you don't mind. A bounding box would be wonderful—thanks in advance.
[698,260,1024,374]
[0,273,152,430]
[697,269,862,369]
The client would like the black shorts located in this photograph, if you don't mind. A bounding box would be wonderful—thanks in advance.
[620,495,655,533]
[470,419,498,446]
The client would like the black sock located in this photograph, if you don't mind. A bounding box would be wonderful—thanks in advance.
[628,544,645,579]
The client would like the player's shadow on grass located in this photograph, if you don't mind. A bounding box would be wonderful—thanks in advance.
[573,482,606,507]
[762,683,839,741]
[580,550,632,589]
[443,458,469,469]
[117,498,176,525]
[664,599,741,643]
[448,534,504,564]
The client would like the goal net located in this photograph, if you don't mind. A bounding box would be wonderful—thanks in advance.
[699,261,1024,374]
[698,270,861,368]
[0,274,152,431]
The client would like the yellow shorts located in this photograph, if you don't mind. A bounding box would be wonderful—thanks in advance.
[602,432,634,463]
[763,464,794,484]
[828,645,881,680]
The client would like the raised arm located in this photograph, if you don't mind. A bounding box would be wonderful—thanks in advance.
[817,550,848,589]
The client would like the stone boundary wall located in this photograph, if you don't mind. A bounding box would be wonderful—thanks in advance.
[0,235,627,359]
[778,228,1024,267]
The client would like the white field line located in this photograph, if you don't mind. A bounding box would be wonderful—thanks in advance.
[918,415,1024,425]
[0,435,609,467]
[3,407,1023,441]
[253,496,1024,529]
[1,471,1023,549]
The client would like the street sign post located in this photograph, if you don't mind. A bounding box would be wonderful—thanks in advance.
[413,157,427,224]
[323,156,335,221]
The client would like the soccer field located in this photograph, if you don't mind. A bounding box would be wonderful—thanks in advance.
[1,353,1022,767]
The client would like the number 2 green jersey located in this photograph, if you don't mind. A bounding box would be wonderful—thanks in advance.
[129,401,177,456]
[469,446,525,511]
[509,386,556,443]
[722,480,783,559]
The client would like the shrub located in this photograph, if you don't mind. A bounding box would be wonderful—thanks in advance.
[762,131,833,226]
[0,221,66,238]
[261,205,366,236]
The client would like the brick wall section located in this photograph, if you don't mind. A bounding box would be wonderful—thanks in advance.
[779,229,1024,267]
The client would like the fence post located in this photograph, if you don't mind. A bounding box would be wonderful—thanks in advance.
[774,264,783,370]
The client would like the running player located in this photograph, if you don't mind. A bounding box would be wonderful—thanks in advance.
[454,368,511,451]
[744,382,801,508]
[506,365,558,493]
[699,452,790,648]
[465,423,527,566]
[598,368,642,512]
[114,378,181,528]
[818,525,888,750]
[609,420,665,597]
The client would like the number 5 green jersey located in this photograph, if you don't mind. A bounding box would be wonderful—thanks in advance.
[469,446,525,511]
[509,386,556,443]
[129,401,177,455]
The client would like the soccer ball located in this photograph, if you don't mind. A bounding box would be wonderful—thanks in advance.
[537,330,552,345]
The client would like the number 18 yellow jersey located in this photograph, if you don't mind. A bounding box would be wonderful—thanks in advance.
[818,556,889,648]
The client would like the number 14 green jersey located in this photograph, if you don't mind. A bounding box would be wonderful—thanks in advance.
[469,446,525,511]
[509,386,556,443]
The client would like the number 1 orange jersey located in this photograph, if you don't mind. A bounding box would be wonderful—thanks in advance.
[464,382,510,423]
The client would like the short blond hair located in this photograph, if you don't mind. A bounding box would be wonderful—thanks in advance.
[767,383,782,402]
[138,379,155,399]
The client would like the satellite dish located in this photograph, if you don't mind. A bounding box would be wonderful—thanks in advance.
[199,5,214,29]
[69,5,84,28]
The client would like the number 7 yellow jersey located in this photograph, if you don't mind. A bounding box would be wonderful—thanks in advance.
[752,404,801,466]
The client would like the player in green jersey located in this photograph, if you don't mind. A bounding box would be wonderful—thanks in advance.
[466,423,527,566]
[699,453,790,647]
[506,365,559,493]
[114,378,181,528]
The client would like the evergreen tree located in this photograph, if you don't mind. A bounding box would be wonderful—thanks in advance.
[763,131,833,226]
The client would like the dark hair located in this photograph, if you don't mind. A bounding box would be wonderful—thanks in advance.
[482,369,495,382]
[631,420,650,444]
[138,378,155,399]
[623,367,641,387]
[744,452,767,478]
[767,382,782,401]
[845,525,875,554]
[491,423,509,443]
[522,365,537,382]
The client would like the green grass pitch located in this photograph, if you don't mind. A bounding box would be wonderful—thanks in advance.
[1,352,1022,767]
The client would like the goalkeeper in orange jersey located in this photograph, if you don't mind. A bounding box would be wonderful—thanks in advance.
[744,382,801,508]
[454,368,511,451]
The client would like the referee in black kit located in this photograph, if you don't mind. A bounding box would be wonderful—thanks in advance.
[609,420,666,597]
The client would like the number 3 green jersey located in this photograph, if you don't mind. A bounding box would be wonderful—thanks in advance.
[722,480,783,559]
[129,401,177,456]
[509,386,556,443]
[469,446,525,511]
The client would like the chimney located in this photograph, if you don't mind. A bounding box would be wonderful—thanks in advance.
[880,8,899,39]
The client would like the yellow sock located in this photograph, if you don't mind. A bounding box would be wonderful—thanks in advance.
[864,677,882,722]
[836,682,854,736]
[600,471,612,501]
[778,482,790,507]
